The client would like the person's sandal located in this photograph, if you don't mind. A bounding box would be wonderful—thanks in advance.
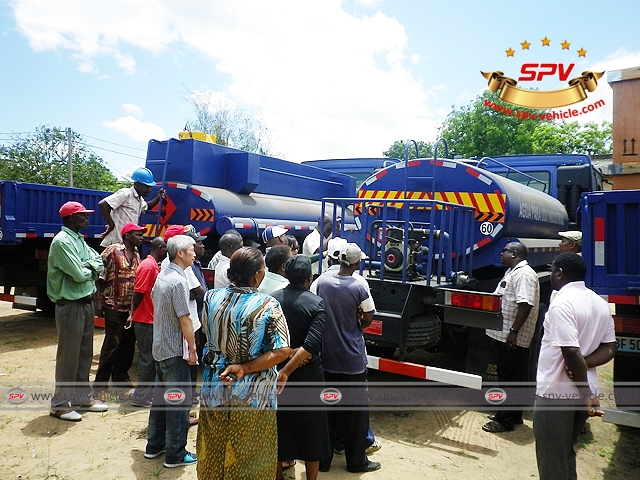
[482,420,514,433]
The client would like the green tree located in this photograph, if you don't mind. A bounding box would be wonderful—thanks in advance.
[435,91,543,158]
[0,126,120,191]
[383,140,434,160]
[183,88,278,156]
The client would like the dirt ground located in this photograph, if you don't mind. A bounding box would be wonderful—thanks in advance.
[1,302,639,480]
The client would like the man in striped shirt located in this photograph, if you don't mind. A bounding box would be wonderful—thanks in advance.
[145,234,198,469]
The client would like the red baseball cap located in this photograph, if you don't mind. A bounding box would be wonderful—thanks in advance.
[121,223,146,237]
[59,201,95,218]
[163,224,187,242]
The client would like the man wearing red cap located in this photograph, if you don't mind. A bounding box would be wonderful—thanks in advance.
[48,201,108,421]
[94,222,145,392]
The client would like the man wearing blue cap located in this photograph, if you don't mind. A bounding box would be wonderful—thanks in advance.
[99,167,165,247]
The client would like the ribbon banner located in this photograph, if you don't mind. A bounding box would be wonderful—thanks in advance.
[481,70,604,109]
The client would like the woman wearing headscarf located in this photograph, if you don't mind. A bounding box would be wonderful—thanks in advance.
[196,247,290,479]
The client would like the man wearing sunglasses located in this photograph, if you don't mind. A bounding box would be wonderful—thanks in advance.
[483,242,540,434]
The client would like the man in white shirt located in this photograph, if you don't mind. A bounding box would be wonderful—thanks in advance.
[258,245,292,294]
[534,253,615,480]
[213,232,244,288]
[99,167,165,248]
[303,215,338,276]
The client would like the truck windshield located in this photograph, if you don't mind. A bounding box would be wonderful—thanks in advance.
[494,170,550,193]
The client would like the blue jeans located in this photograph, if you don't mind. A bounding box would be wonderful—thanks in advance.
[146,356,192,463]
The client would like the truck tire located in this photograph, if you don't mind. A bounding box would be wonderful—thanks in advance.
[406,313,441,348]
[36,291,55,317]
[613,352,640,411]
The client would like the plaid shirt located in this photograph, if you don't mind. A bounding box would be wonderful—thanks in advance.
[100,244,141,312]
[486,260,539,348]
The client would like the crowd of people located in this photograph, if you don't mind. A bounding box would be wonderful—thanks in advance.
[46,167,616,480]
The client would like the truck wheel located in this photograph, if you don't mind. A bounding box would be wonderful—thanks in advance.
[36,294,55,317]
[406,313,441,348]
[613,353,640,411]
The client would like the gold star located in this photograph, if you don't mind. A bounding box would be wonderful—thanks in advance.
[506,47,515,57]
[541,36,551,46]
[561,40,571,50]
[521,40,531,50]
[577,47,587,57]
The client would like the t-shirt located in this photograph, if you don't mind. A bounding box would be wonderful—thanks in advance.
[316,273,375,375]
[214,254,231,288]
[302,229,328,274]
[100,187,148,247]
[131,255,160,324]
[536,281,615,399]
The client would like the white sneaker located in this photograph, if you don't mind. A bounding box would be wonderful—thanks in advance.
[72,400,108,412]
[50,409,83,422]
[365,439,382,455]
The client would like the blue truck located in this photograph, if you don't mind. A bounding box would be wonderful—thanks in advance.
[0,181,109,311]
[0,137,618,395]
[581,189,640,428]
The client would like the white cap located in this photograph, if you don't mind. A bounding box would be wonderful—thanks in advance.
[558,231,582,246]
[340,243,368,265]
[327,237,348,260]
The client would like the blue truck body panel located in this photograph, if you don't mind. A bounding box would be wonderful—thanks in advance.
[581,189,640,295]
[142,138,355,241]
[0,181,108,245]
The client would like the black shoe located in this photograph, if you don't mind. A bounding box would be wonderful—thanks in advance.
[348,460,381,473]
[487,414,523,425]
[319,462,331,472]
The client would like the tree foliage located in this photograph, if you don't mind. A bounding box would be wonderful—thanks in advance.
[183,88,278,156]
[0,126,120,191]
[383,91,613,159]
[383,140,434,160]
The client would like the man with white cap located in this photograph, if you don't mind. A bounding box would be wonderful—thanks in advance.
[262,225,289,249]
[558,231,582,255]
[311,238,382,458]
[48,201,108,421]
[315,242,381,473]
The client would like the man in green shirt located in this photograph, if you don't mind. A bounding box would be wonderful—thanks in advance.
[48,201,108,421]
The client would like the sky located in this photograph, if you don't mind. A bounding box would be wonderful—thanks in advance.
[1,0,639,180]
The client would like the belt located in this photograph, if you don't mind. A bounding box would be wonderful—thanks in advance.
[57,295,93,305]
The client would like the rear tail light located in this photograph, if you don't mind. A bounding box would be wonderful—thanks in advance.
[613,316,640,335]
[445,290,501,312]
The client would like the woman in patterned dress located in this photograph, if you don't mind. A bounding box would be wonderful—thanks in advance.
[196,247,290,479]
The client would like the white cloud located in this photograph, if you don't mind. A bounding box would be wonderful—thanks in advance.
[121,103,143,116]
[102,116,165,143]
[11,1,438,159]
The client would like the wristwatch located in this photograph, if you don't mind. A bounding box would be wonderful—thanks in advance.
[509,327,519,335]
